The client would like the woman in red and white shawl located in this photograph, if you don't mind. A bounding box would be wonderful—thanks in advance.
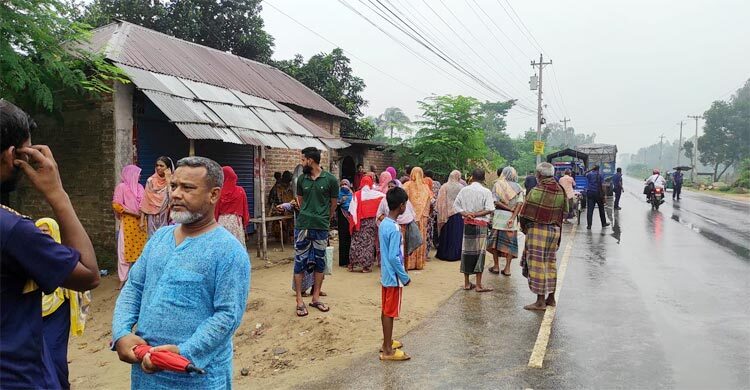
[139,156,172,237]
[215,166,250,248]
[347,175,385,272]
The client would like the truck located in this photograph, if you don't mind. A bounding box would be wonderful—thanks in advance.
[574,143,618,196]
[546,143,618,196]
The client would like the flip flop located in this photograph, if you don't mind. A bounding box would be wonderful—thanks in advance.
[475,287,494,293]
[309,301,330,312]
[379,349,411,361]
[500,270,511,277]
[379,340,403,352]
[488,267,500,274]
[463,283,476,291]
[296,305,308,317]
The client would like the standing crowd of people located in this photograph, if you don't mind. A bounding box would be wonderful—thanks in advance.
[1,98,579,387]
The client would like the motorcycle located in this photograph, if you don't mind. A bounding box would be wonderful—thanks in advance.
[646,185,665,210]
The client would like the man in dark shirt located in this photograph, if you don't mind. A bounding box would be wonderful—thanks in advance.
[673,168,684,200]
[613,167,623,210]
[524,171,538,193]
[585,165,610,230]
[0,100,100,389]
[293,147,338,317]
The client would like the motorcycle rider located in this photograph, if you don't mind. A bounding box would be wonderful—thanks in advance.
[644,169,666,202]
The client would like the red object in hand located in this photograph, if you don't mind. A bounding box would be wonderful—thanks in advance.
[133,345,206,375]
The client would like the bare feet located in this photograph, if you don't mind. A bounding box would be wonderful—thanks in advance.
[475,286,494,293]
[524,302,547,311]
[545,297,556,307]
[463,282,476,290]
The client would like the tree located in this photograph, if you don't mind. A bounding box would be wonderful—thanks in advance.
[375,107,412,141]
[275,49,370,139]
[698,79,750,181]
[406,95,489,178]
[78,0,275,63]
[480,100,516,161]
[1,0,127,112]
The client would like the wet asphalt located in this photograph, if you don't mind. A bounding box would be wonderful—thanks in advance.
[306,177,750,389]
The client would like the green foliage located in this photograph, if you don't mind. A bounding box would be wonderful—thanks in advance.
[374,107,412,142]
[405,95,489,179]
[78,0,275,63]
[1,0,128,112]
[275,49,369,139]
[734,158,750,188]
[697,79,750,181]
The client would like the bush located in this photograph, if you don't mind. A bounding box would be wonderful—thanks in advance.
[719,186,732,192]
[731,187,748,194]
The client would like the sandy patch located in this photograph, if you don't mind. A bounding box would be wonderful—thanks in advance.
[67,247,461,389]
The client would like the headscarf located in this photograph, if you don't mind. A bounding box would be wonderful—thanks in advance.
[386,167,398,181]
[215,166,250,226]
[436,170,464,225]
[423,176,434,196]
[348,175,385,233]
[493,166,522,204]
[403,167,432,219]
[378,171,393,193]
[140,165,170,215]
[113,165,144,213]
[33,218,92,336]
[338,179,353,210]
[35,218,61,243]
[377,180,416,225]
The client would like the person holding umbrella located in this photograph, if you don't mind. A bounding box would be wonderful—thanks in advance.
[111,156,250,389]
[673,167,684,200]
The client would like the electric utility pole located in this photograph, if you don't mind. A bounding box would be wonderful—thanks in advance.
[560,117,571,146]
[677,121,684,166]
[658,134,666,171]
[687,115,703,182]
[531,54,552,164]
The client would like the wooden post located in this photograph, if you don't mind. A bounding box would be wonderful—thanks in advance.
[189,139,195,156]
[258,146,268,261]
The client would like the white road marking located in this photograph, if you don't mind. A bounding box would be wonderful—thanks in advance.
[528,224,577,369]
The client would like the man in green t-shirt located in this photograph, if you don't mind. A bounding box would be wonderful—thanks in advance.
[293,147,338,317]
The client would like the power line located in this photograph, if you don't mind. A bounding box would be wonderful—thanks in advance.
[353,0,537,113]
[385,0,533,106]
[263,0,429,96]
[357,0,508,98]
[500,0,547,56]
[335,0,499,102]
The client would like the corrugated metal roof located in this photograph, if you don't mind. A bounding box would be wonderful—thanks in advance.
[232,90,278,111]
[204,102,271,132]
[122,66,334,150]
[321,138,351,149]
[88,21,348,118]
[273,102,338,140]
[251,107,312,137]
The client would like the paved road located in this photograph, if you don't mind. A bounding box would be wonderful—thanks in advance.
[307,179,750,389]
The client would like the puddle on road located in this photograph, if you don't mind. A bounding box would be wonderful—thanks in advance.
[671,214,750,259]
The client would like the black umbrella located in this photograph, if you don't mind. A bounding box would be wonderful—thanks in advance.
[672,166,692,171]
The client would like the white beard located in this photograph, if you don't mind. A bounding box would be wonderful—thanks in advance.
[170,209,203,224]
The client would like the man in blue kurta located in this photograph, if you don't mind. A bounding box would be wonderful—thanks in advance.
[112,156,250,389]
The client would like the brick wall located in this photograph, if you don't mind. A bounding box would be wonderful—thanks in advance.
[263,147,330,197]
[10,93,119,269]
[362,149,396,174]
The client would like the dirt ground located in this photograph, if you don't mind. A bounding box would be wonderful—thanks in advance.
[67,243,461,389]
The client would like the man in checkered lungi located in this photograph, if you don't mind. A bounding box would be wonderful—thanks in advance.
[519,162,568,310]
[453,168,496,293]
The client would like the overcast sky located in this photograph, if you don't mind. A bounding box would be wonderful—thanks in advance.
[261,0,749,154]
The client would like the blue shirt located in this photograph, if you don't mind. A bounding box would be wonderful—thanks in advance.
[338,187,352,210]
[1,208,79,389]
[112,225,251,389]
[586,171,604,194]
[379,217,410,287]
[613,173,623,191]
[673,171,684,185]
